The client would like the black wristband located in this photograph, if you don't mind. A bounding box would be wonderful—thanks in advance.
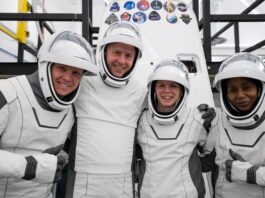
[22,156,37,180]
[247,165,259,184]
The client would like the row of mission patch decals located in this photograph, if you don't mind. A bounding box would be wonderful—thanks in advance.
[105,0,192,25]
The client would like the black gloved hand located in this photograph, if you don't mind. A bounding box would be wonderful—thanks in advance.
[197,103,216,132]
[43,144,68,183]
[42,144,64,155]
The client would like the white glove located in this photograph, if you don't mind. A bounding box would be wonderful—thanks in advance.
[225,149,259,184]
[23,144,68,183]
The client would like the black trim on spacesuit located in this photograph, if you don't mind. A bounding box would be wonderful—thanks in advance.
[150,124,184,140]
[64,105,77,198]
[232,111,265,130]
[132,127,146,198]
[23,156,37,180]
[225,128,265,147]
[0,91,7,109]
[32,108,67,129]
[189,147,206,198]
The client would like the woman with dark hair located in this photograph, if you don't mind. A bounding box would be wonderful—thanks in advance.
[205,52,265,198]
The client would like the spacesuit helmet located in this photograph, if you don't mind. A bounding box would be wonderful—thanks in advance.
[148,59,190,125]
[214,52,265,129]
[37,31,98,110]
[98,21,143,87]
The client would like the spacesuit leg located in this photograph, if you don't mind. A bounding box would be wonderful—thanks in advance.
[70,172,133,198]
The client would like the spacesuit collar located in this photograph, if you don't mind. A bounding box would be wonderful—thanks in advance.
[27,71,59,112]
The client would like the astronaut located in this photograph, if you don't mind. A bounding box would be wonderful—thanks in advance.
[0,31,98,198]
[204,52,265,198]
[65,21,146,198]
[136,59,213,198]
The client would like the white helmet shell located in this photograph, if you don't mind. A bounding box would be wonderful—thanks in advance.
[38,31,98,110]
[148,59,190,125]
[214,52,265,128]
[98,21,143,87]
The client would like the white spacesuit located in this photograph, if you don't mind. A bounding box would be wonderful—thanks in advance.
[137,59,208,198]
[67,21,146,198]
[204,52,265,198]
[0,31,98,198]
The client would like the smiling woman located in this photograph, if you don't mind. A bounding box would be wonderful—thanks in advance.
[155,80,183,113]
[136,58,215,198]
[203,52,265,198]
[214,52,265,127]
[226,77,260,114]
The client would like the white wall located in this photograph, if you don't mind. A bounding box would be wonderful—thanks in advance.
[0,0,264,62]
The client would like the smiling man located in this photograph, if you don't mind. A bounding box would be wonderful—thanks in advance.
[0,31,98,198]
[104,42,137,78]
[66,21,147,198]
[51,63,84,98]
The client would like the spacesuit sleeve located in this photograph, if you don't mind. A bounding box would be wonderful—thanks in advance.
[0,104,9,137]
[204,129,215,154]
[0,79,17,136]
[140,95,148,111]
[195,108,209,147]
[0,150,27,178]
[255,167,265,186]
[203,111,219,154]
[135,113,146,193]
[0,91,9,136]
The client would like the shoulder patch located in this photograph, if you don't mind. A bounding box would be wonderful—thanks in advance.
[0,91,7,109]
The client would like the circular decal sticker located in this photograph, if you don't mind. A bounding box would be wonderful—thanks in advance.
[105,13,119,25]
[163,1,176,13]
[121,12,132,21]
[133,12,147,24]
[180,14,192,24]
[137,0,150,11]
[177,2,187,12]
[124,1,135,10]
[110,2,120,12]
[151,0,162,10]
[166,13,177,24]
[149,11,161,21]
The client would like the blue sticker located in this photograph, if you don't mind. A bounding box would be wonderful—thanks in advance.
[124,1,135,10]
[149,11,161,21]
[151,0,162,10]
[110,2,120,12]
[105,13,119,25]
[121,12,131,21]
[166,13,177,24]
[163,1,176,13]
[180,14,192,24]
[177,2,187,12]
[137,0,150,11]
[133,12,147,24]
